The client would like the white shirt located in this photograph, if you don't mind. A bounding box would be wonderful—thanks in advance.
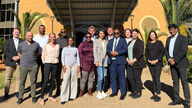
[61,46,80,66]
[102,41,106,55]
[112,37,120,51]
[13,37,19,51]
[33,34,49,53]
[169,33,178,58]
[108,35,113,40]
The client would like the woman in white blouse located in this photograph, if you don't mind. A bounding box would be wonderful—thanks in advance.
[60,37,80,104]
[39,33,60,105]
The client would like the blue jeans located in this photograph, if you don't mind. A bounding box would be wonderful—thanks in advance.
[97,66,107,91]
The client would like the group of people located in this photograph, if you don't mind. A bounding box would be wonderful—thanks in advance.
[3,24,190,108]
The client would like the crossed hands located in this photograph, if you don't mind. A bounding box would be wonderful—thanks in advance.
[12,56,20,61]
[126,58,137,66]
[110,51,118,57]
[148,59,158,65]
[168,58,175,66]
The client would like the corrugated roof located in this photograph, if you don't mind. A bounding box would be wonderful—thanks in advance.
[47,0,137,27]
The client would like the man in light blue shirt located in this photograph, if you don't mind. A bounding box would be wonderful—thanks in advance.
[169,33,178,58]
[33,26,49,53]
[165,24,190,108]
[33,25,49,85]
[82,26,97,42]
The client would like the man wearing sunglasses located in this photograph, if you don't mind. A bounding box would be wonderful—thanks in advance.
[107,29,127,100]
[55,28,68,96]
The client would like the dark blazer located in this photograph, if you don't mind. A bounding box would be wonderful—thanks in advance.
[4,38,24,66]
[107,37,127,65]
[165,35,189,68]
[127,38,146,68]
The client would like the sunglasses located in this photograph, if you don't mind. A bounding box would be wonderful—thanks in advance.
[61,31,66,33]
[86,36,91,38]
[114,32,119,35]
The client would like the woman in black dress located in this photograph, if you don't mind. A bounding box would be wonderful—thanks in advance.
[145,31,164,102]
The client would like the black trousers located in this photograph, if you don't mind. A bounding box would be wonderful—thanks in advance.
[148,65,162,94]
[55,62,62,92]
[170,66,190,103]
[40,63,58,99]
[127,65,143,93]
[37,55,44,84]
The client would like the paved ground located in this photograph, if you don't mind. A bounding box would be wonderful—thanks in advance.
[0,67,191,108]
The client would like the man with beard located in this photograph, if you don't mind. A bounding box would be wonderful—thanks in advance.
[33,25,49,85]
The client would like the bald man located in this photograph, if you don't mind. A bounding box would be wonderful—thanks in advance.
[17,32,40,104]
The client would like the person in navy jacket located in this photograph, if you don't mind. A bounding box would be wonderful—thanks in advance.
[107,29,127,100]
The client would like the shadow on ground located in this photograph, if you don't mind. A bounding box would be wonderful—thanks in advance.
[144,80,174,101]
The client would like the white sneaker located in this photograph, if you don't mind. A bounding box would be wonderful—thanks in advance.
[101,91,108,97]
[96,92,104,100]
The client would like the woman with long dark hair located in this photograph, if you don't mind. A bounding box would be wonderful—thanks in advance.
[145,31,164,102]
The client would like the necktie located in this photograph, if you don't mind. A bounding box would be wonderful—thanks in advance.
[114,38,117,50]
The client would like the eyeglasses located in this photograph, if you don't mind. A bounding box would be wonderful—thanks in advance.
[86,36,91,38]
[114,32,119,35]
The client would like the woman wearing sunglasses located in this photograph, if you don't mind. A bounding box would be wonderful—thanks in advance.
[78,32,96,97]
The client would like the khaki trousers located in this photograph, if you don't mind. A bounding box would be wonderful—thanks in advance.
[4,64,20,94]
[80,71,94,91]
[60,64,78,102]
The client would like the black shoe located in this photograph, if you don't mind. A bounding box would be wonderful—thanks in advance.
[128,92,136,97]
[184,102,190,108]
[61,101,66,104]
[168,100,181,105]
[109,93,117,97]
[132,92,142,99]
[69,98,74,101]
[150,94,156,100]
[154,96,161,102]
[3,93,9,100]
[17,98,23,104]
[119,94,126,100]
[32,97,37,103]
[15,92,19,98]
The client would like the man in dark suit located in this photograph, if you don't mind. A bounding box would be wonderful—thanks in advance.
[165,24,190,108]
[107,29,127,100]
[3,28,23,99]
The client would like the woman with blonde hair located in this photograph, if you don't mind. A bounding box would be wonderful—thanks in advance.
[39,32,60,105]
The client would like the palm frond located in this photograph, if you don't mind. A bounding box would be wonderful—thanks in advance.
[29,14,49,30]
